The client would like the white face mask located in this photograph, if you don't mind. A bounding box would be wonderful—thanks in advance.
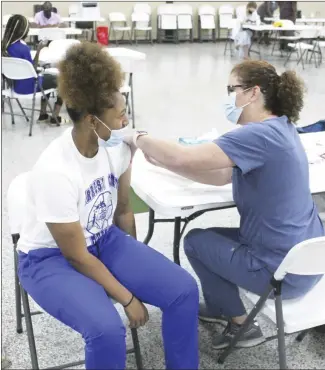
[94,116,129,148]
[223,88,252,125]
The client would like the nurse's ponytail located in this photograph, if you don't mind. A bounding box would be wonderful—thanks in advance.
[231,60,305,123]
[276,70,305,123]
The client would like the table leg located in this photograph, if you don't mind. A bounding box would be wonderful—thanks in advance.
[143,208,155,245]
[173,217,181,265]
[129,73,135,128]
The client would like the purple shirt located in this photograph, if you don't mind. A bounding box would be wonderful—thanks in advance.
[7,41,43,94]
[34,11,61,26]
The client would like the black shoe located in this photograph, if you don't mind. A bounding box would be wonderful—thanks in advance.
[50,116,61,125]
[199,303,228,325]
[37,113,49,122]
[212,320,265,349]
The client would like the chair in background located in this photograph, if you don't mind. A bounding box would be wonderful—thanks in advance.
[218,4,234,39]
[131,12,153,45]
[38,28,66,41]
[285,29,320,69]
[157,4,178,43]
[7,172,144,370]
[133,3,151,16]
[198,5,216,43]
[108,12,132,46]
[218,236,325,369]
[176,4,194,42]
[271,20,299,56]
[1,57,59,136]
[120,80,135,128]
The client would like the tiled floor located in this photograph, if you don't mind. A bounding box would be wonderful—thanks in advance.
[2,42,325,369]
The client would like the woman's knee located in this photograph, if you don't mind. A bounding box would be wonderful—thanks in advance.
[85,314,126,344]
[184,228,205,257]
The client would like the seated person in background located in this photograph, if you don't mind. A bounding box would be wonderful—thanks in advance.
[33,1,63,28]
[2,15,63,123]
[257,1,278,44]
[232,2,260,60]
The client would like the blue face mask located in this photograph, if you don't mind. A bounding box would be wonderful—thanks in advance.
[223,89,252,125]
[94,116,129,148]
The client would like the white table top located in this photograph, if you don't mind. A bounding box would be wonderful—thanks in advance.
[28,28,82,36]
[28,16,106,23]
[131,132,325,217]
[264,17,325,24]
[243,24,322,31]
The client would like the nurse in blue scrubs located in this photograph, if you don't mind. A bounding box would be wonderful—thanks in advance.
[126,60,325,350]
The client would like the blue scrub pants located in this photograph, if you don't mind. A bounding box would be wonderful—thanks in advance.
[18,225,199,369]
[184,227,319,318]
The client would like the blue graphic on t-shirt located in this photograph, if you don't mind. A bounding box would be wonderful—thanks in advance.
[86,191,113,237]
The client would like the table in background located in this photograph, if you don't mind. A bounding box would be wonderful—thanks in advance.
[28,27,82,37]
[242,24,322,59]
[264,17,325,25]
[131,132,325,265]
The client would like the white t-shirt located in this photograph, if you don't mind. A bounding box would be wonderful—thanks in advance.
[17,128,131,253]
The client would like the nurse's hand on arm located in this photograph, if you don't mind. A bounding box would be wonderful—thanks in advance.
[34,171,148,329]
[124,133,234,186]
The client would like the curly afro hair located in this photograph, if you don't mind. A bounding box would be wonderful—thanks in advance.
[58,41,123,121]
[232,60,305,123]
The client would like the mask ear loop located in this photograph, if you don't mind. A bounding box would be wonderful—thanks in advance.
[236,86,255,109]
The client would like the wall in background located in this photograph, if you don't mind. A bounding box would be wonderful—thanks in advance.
[2,1,325,40]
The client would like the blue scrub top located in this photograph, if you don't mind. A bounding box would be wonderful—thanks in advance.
[215,116,324,273]
[7,40,43,94]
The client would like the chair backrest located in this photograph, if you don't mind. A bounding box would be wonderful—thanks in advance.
[176,4,193,15]
[274,237,325,281]
[133,3,151,15]
[7,172,30,236]
[219,13,234,28]
[131,12,150,23]
[157,4,177,15]
[236,5,246,19]
[109,12,127,23]
[219,4,234,15]
[199,5,215,16]
[48,39,80,61]
[299,28,320,39]
[2,57,37,80]
[69,3,80,16]
[38,28,66,41]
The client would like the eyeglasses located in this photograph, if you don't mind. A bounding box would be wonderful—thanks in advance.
[227,85,245,95]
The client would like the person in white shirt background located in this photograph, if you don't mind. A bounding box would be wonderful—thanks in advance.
[32,1,63,28]
[17,42,199,370]
[232,2,260,60]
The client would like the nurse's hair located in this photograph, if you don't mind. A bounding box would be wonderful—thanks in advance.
[231,60,305,123]
[247,2,257,9]
[2,15,29,57]
[57,42,123,123]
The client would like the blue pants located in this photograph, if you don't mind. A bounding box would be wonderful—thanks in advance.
[19,225,199,369]
[184,227,319,317]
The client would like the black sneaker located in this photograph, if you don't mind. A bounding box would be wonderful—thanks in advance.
[212,320,265,349]
[37,113,49,122]
[50,116,62,125]
[199,303,228,325]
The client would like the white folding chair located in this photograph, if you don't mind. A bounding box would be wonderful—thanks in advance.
[7,172,143,370]
[157,4,178,43]
[176,4,193,42]
[1,57,59,136]
[218,4,234,37]
[108,12,132,46]
[68,3,79,28]
[218,236,325,369]
[271,19,299,55]
[133,3,151,15]
[198,5,216,43]
[38,28,66,41]
[285,29,320,69]
[131,12,153,45]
